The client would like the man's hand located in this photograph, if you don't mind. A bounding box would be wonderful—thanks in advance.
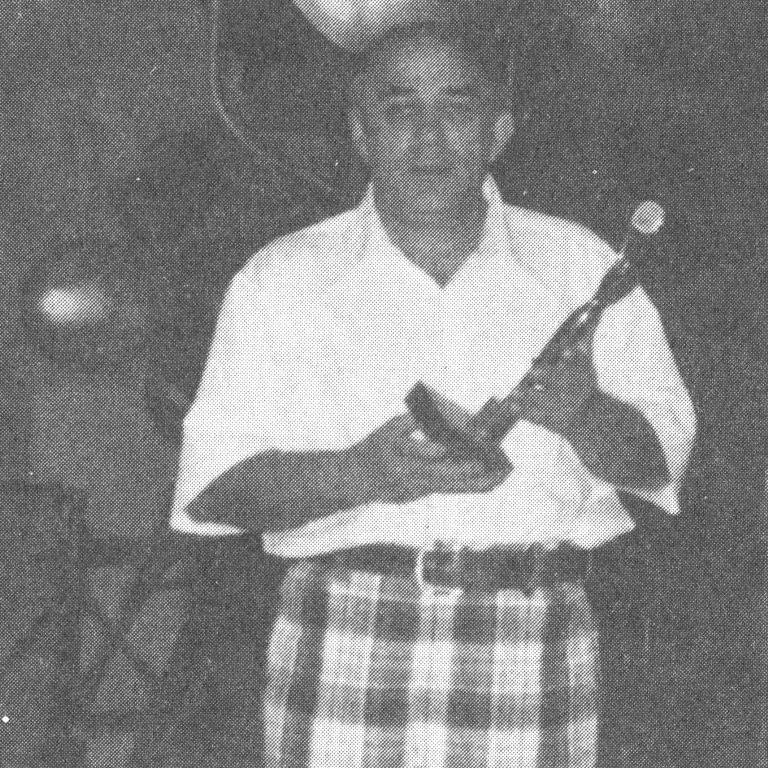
[509,333,598,439]
[351,413,512,505]
[508,332,669,487]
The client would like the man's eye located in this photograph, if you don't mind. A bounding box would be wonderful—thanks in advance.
[443,101,475,118]
[384,103,416,120]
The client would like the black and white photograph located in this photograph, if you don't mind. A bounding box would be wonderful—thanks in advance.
[0,1,765,766]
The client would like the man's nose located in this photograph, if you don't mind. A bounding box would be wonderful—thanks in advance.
[413,108,444,147]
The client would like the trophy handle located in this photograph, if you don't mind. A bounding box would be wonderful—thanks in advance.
[467,397,513,443]
[404,201,665,466]
[404,382,473,446]
[404,384,512,471]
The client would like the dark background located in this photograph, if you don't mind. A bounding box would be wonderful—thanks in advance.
[0,1,765,765]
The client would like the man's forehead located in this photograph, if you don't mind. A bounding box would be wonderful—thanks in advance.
[361,37,496,98]
[376,81,485,99]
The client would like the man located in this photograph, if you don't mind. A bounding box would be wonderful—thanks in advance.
[171,21,695,768]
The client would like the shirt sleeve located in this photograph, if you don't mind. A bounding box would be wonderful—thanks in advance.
[591,283,697,514]
[169,270,290,536]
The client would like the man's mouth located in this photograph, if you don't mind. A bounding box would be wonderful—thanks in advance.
[410,165,451,176]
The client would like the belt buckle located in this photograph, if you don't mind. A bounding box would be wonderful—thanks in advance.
[415,541,463,594]
[415,547,428,590]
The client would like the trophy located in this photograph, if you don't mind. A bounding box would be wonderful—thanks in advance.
[405,201,666,470]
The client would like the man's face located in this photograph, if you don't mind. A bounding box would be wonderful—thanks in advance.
[351,36,510,220]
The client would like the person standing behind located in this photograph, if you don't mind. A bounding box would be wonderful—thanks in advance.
[171,21,695,768]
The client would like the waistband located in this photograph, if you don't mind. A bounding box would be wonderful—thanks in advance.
[310,542,592,594]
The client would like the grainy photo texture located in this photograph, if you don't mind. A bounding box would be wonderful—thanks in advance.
[0,2,765,767]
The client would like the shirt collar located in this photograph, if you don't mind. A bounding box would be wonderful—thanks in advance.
[357,175,510,287]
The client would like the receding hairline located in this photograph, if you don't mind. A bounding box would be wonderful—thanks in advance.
[348,21,511,96]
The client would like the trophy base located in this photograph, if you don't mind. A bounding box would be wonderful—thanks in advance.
[405,382,511,472]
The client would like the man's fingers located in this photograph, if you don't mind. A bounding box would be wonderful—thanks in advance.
[458,475,508,493]
[398,435,447,460]
[382,453,512,502]
[426,460,508,487]
[437,469,510,494]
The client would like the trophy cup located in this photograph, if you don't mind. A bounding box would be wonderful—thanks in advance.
[405,201,666,470]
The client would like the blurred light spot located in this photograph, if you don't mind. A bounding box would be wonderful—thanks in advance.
[1,716,9,724]
[293,0,466,51]
[631,200,665,234]
[38,285,112,326]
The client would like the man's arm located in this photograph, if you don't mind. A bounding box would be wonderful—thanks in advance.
[187,413,511,533]
[187,448,372,532]
[565,390,669,487]
[510,340,670,489]
[511,284,694,509]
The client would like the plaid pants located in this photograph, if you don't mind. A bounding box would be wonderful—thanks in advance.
[262,561,600,768]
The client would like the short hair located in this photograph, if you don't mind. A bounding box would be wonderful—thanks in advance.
[349,19,512,94]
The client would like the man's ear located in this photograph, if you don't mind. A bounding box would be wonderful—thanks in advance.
[489,111,516,163]
[347,106,370,164]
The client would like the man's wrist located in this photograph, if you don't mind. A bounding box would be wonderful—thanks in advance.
[554,390,600,446]
[342,445,388,506]
[566,392,669,487]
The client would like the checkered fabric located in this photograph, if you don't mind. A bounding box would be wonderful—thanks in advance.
[262,560,600,768]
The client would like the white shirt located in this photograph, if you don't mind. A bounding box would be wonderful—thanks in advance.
[170,178,696,557]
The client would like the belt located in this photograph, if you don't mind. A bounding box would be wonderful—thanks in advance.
[314,542,592,594]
